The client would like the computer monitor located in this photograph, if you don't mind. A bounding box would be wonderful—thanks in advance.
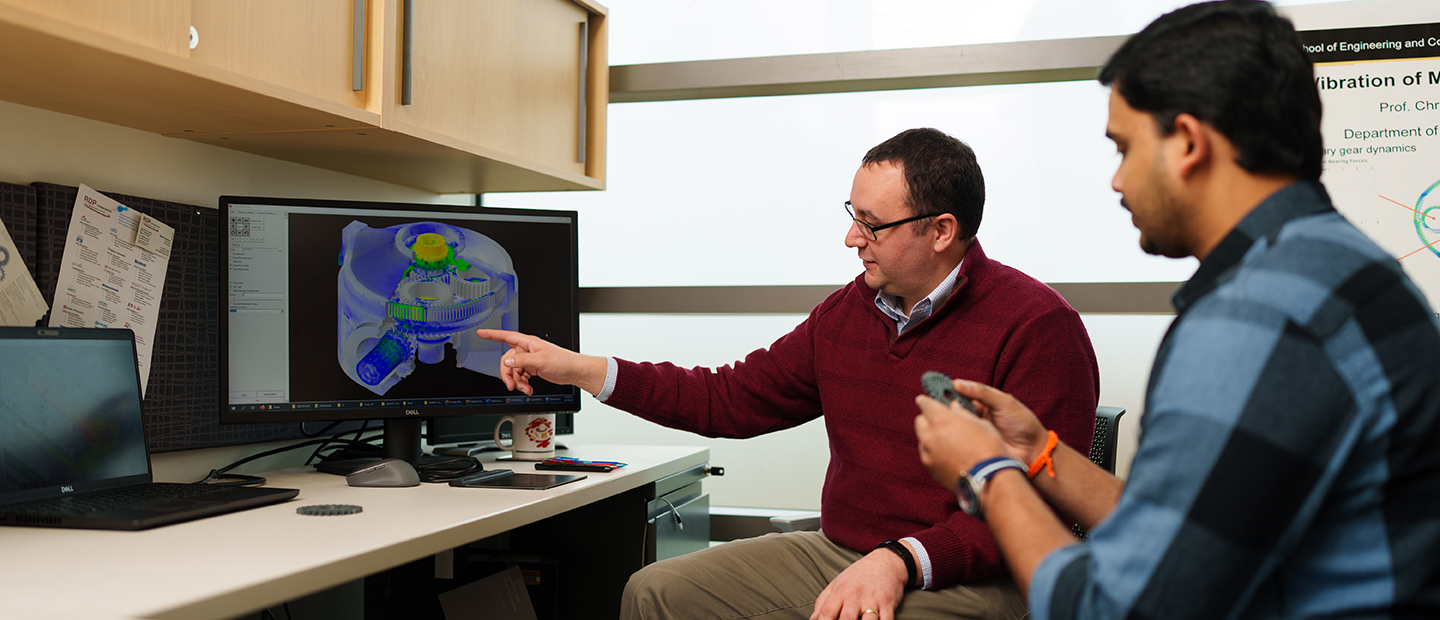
[220,196,579,472]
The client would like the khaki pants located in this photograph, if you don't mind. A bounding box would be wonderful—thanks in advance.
[621,531,1027,620]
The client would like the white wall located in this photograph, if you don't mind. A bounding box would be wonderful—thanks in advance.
[604,0,1360,65]
[0,101,467,210]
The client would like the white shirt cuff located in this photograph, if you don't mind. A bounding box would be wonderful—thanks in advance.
[900,536,934,590]
[596,356,619,402]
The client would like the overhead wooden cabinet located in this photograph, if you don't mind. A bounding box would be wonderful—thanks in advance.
[0,0,191,55]
[0,0,607,193]
[189,0,377,112]
[391,0,593,182]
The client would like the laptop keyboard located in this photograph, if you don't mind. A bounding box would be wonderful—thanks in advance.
[6,484,231,516]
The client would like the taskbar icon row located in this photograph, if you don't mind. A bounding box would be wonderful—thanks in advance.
[229,395,575,412]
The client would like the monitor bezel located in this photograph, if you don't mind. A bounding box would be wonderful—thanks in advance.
[217,195,580,426]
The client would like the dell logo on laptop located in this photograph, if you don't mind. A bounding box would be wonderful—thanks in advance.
[60,486,74,493]
[405,409,420,416]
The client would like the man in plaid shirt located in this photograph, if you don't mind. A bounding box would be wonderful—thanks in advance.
[915,1,1440,618]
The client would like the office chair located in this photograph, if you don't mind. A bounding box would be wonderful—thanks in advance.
[770,406,1127,534]
[1089,406,1126,475]
[1073,405,1126,539]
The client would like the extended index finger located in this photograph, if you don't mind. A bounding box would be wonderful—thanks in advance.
[475,329,532,349]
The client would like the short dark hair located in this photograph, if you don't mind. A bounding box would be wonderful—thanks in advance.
[1098,0,1323,180]
[862,128,985,240]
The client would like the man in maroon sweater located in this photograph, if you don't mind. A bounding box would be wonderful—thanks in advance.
[478,128,1099,620]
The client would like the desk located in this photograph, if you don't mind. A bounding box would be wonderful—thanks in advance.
[0,444,709,620]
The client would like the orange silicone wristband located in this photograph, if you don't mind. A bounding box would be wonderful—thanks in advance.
[1027,430,1058,479]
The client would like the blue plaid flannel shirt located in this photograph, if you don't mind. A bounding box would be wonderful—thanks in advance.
[1030,181,1440,619]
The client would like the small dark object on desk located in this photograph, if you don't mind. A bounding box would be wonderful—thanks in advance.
[536,461,613,473]
[449,469,516,486]
[449,469,587,490]
[297,504,363,516]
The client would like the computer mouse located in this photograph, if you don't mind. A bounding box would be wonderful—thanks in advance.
[346,458,421,487]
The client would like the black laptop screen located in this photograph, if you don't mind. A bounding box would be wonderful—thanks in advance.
[0,332,149,499]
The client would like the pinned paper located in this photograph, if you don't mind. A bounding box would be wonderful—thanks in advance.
[133,212,175,260]
[0,216,49,326]
[49,185,171,395]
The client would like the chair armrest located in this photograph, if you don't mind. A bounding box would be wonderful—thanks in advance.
[769,511,822,532]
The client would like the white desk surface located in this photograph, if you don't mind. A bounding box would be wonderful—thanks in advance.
[0,444,708,620]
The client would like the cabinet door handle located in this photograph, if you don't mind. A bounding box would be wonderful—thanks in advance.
[352,0,366,91]
[577,20,588,163]
[402,0,414,105]
[658,496,683,531]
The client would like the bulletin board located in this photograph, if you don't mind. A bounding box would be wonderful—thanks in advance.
[3,181,313,452]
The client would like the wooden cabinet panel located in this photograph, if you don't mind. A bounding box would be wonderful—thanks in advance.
[0,3,376,136]
[391,0,589,177]
[0,0,605,193]
[0,0,190,55]
[190,0,375,111]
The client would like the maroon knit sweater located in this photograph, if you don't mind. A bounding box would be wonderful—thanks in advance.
[605,241,1100,587]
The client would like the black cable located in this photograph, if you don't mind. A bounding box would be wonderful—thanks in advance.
[192,433,378,485]
[305,420,376,466]
[303,424,347,465]
[415,455,484,483]
[299,420,345,438]
[195,422,473,485]
[311,433,383,465]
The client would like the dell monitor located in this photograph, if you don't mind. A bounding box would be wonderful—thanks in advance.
[220,196,579,473]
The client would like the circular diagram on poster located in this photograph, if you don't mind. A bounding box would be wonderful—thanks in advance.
[1415,179,1440,259]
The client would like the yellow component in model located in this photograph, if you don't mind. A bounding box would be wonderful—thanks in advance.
[412,233,449,262]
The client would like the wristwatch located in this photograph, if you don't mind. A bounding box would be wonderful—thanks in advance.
[957,456,1026,520]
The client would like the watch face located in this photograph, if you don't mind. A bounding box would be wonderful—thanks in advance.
[957,476,981,517]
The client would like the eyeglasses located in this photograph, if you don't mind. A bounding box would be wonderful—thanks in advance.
[844,201,934,241]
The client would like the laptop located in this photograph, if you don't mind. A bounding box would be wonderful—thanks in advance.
[0,327,298,531]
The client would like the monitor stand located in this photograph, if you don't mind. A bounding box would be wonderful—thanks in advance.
[314,418,454,476]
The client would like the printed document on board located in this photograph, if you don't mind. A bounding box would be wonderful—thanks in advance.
[48,185,172,395]
[1303,23,1440,310]
[0,215,49,326]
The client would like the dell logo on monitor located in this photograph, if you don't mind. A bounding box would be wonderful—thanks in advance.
[60,486,74,493]
[405,409,420,416]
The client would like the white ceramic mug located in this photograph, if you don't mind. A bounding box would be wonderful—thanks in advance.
[492,413,557,460]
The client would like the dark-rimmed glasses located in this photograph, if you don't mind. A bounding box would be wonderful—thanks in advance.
[845,201,934,241]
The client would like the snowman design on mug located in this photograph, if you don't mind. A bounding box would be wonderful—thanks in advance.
[525,416,554,449]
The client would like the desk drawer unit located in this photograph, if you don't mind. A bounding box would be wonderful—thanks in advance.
[645,464,709,563]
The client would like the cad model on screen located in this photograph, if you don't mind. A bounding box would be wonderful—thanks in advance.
[337,221,517,395]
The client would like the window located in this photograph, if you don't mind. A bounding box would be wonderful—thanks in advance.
[491,80,1198,287]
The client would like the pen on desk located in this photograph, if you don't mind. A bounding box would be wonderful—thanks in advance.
[535,461,614,472]
[546,456,627,468]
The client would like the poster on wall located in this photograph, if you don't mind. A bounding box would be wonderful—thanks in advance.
[1302,23,1440,311]
[48,185,174,395]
